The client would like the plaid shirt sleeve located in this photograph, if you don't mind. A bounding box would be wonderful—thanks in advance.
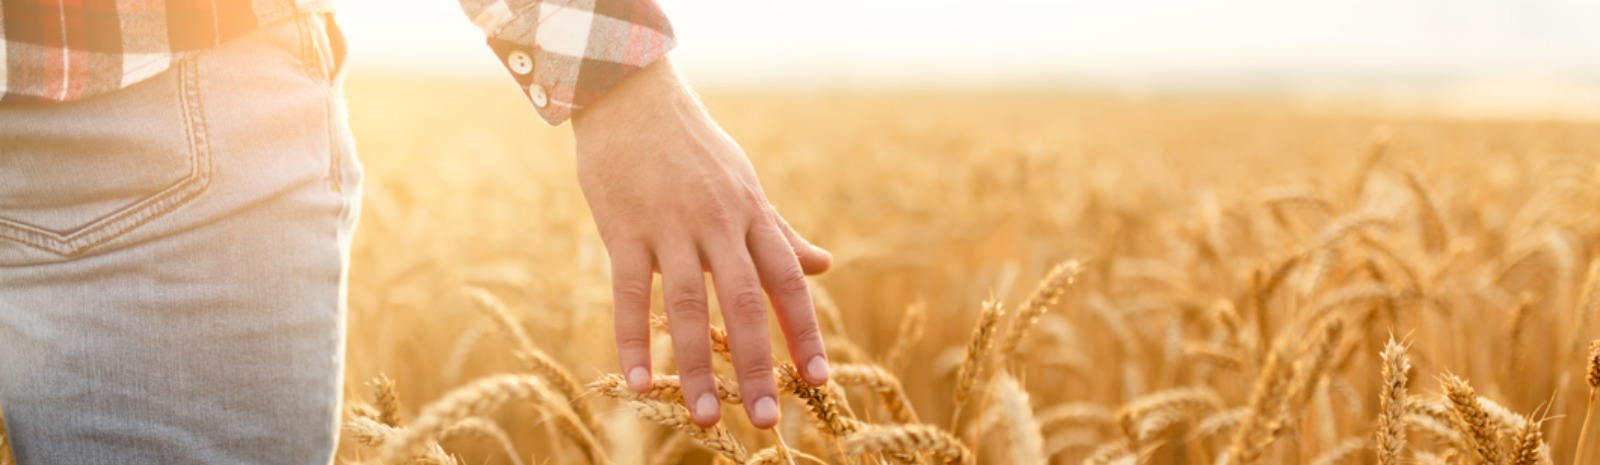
[459,0,674,125]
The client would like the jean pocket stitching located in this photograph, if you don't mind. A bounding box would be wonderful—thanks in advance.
[0,59,214,258]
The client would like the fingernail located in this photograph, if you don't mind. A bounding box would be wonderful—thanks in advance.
[694,392,719,423]
[627,366,651,392]
[752,396,780,427]
[806,355,829,384]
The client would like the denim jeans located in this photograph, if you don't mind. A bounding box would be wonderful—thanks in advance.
[0,13,359,465]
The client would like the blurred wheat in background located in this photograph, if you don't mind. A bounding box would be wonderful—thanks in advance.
[3,76,1600,465]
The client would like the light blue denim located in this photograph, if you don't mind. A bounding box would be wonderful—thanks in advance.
[0,14,359,465]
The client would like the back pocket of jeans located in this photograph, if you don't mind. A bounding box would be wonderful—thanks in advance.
[0,60,212,258]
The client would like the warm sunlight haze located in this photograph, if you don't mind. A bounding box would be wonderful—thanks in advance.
[2,1,1598,465]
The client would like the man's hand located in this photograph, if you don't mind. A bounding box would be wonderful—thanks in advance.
[572,57,833,429]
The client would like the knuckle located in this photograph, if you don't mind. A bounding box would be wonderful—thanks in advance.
[727,291,768,323]
[681,363,716,380]
[614,282,651,305]
[738,359,776,382]
[669,290,709,317]
[616,333,651,352]
[792,324,824,344]
[775,268,809,294]
[699,199,738,227]
[738,187,766,210]
[598,224,640,246]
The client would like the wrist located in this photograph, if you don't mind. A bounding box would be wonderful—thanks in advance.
[572,56,694,137]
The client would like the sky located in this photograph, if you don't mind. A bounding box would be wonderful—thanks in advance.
[336,0,1600,115]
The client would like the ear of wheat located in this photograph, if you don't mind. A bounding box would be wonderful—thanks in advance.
[378,374,602,465]
[992,372,1045,465]
[885,301,927,373]
[780,363,861,437]
[437,417,526,465]
[844,425,972,465]
[589,373,743,404]
[370,373,403,427]
[951,298,1004,428]
[1375,337,1410,465]
[1227,348,1292,465]
[467,287,603,439]
[830,363,918,424]
[996,261,1082,363]
[629,400,750,463]
[1442,374,1503,465]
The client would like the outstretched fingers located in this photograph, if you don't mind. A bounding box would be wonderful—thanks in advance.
[749,218,830,387]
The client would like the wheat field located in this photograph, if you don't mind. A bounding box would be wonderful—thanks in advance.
[5,76,1600,465]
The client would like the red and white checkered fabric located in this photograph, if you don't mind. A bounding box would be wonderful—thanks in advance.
[0,0,674,125]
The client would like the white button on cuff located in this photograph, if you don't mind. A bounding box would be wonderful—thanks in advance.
[530,84,549,108]
[507,50,534,75]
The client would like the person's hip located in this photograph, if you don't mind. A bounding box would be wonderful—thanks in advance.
[0,12,357,266]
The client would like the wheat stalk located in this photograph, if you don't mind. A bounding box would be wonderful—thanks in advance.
[1402,169,1449,254]
[780,363,860,437]
[1375,337,1410,465]
[809,283,872,363]
[379,374,602,465]
[629,400,750,463]
[1183,342,1246,372]
[1510,412,1546,465]
[371,373,404,427]
[844,425,972,465]
[467,287,603,439]
[996,261,1082,362]
[1036,403,1115,433]
[951,298,1004,429]
[1314,212,1395,251]
[885,301,927,373]
[589,373,743,404]
[1577,339,1600,465]
[346,415,398,447]
[648,434,694,465]
[442,323,491,385]
[1572,260,1600,359]
[466,287,537,355]
[652,315,734,362]
[1117,387,1223,445]
[1226,348,1291,465]
[1346,126,1391,199]
[1083,439,1136,465]
[747,446,794,465]
[990,373,1044,465]
[1288,316,1346,411]
[1508,293,1537,397]
[1309,437,1366,465]
[1413,451,1454,465]
[438,417,525,465]
[1442,374,1504,465]
[831,363,919,424]
[347,416,458,465]
[1195,407,1248,440]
